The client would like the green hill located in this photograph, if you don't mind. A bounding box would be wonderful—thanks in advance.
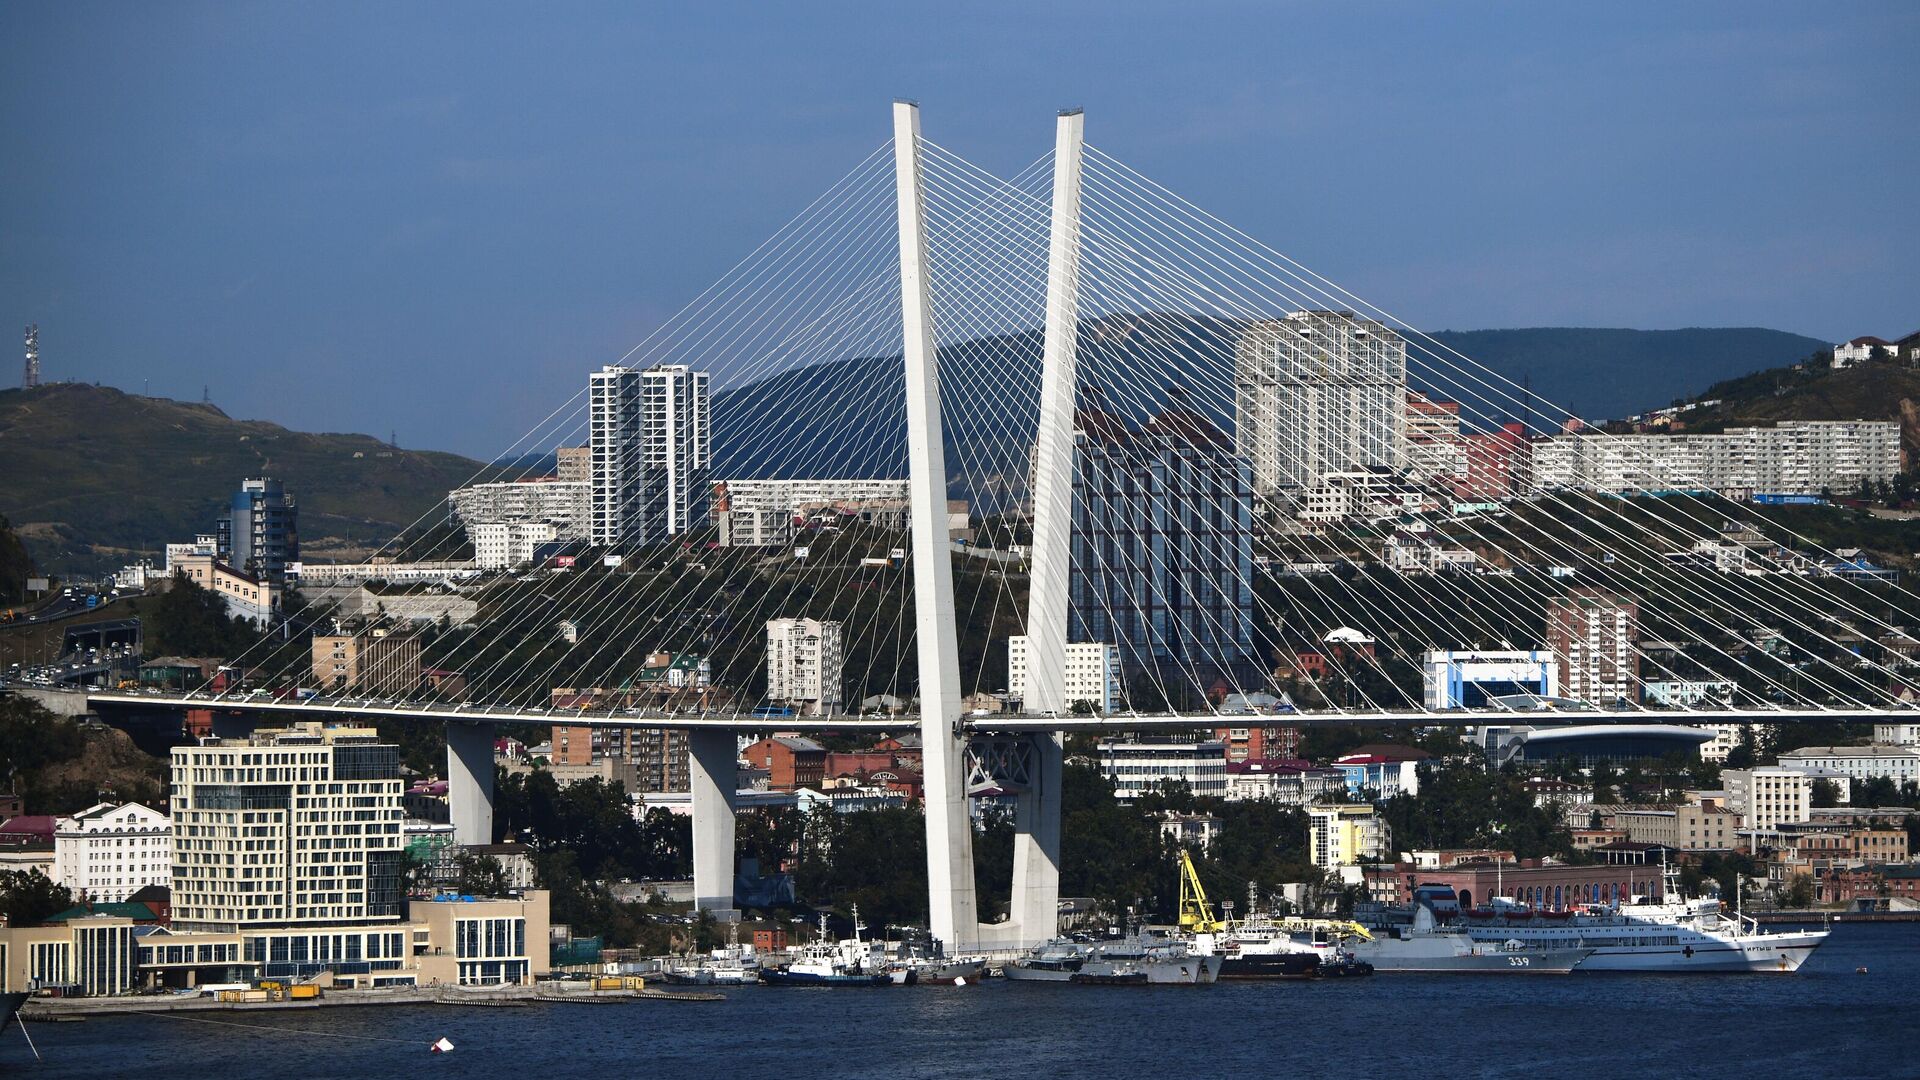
[0,384,489,576]
[1669,357,1920,464]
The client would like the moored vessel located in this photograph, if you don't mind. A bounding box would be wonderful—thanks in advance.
[1431,868,1828,973]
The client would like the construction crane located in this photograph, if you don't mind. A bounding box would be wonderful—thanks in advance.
[1177,849,1225,934]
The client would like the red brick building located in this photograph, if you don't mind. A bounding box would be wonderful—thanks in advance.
[1367,858,1668,908]
[742,736,828,793]
[1211,725,1303,763]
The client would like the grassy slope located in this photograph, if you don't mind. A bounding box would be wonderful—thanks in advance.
[0,383,489,574]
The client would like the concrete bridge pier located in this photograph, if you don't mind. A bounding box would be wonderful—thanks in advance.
[688,728,740,918]
[446,721,495,846]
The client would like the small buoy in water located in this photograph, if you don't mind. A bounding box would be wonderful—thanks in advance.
[1857,966,1869,974]
[431,1037,455,1053]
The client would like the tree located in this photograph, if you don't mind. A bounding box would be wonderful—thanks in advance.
[1724,726,1758,769]
[1785,873,1816,909]
[448,852,509,897]
[1810,778,1842,809]
[0,869,73,927]
[1590,760,1619,804]
[143,572,257,659]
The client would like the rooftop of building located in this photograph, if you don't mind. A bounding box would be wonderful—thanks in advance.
[45,901,165,924]
[1779,745,1920,758]
[0,815,57,840]
[768,736,826,753]
[1338,744,1434,763]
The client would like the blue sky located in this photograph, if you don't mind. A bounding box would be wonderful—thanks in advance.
[3,2,1915,457]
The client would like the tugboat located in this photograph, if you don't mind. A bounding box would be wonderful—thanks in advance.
[758,911,910,986]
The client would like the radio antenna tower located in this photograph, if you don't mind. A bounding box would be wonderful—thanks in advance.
[22,324,40,389]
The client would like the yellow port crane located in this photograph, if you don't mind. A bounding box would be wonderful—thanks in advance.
[1177,849,1226,934]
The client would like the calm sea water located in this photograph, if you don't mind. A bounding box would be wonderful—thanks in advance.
[9,922,1917,1079]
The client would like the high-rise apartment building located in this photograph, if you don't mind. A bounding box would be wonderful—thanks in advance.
[1006,635,1120,714]
[1404,391,1465,489]
[169,724,406,932]
[590,363,711,547]
[1234,311,1407,510]
[1068,406,1255,691]
[1308,804,1392,869]
[217,478,298,581]
[765,617,844,716]
[1546,589,1640,706]
[1460,423,1533,501]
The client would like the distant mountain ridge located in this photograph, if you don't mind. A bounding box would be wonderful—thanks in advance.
[710,321,1833,488]
[1423,327,1830,422]
[0,383,490,575]
[0,325,1836,574]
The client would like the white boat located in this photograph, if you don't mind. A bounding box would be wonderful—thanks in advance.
[1448,869,1827,973]
[661,924,762,985]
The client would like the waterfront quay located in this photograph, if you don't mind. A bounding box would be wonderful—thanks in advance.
[20,981,718,1021]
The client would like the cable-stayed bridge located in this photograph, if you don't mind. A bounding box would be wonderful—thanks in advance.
[75,102,1920,951]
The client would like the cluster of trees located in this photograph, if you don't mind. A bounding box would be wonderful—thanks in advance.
[0,869,73,928]
[140,573,263,660]
[1381,751,1577,860]
[489,770,694,946]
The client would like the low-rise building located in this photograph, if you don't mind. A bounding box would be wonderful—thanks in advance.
[1422,649,1557,709]
[1724,766,1814,830]
[1365,858,1668,909]
[1331,751,1423,798]
[471,521,560,571]
[1212,724,1303,764]
[1777,745,1920,785]
[51,802,171,903]
[1223,759,1345,804]
[1158,813,1224,851]
[167,552,281,626]
[1099,739,1228,800]
[1613,804,1739,851]
[1873,723,1920,748]
[447,476,590,539]
[711,478,914,547]
[741,736,828,793]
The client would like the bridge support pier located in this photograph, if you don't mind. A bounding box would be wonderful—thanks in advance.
[688,728,739,917]
[446,721,495,846]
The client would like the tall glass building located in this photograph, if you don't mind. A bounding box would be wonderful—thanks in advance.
[217,477,298,581]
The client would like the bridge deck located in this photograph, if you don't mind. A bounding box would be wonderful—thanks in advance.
[77,691,1910,731]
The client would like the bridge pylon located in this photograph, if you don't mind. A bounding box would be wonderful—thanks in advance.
[901,104,1082,951]
[896,100,982,950]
